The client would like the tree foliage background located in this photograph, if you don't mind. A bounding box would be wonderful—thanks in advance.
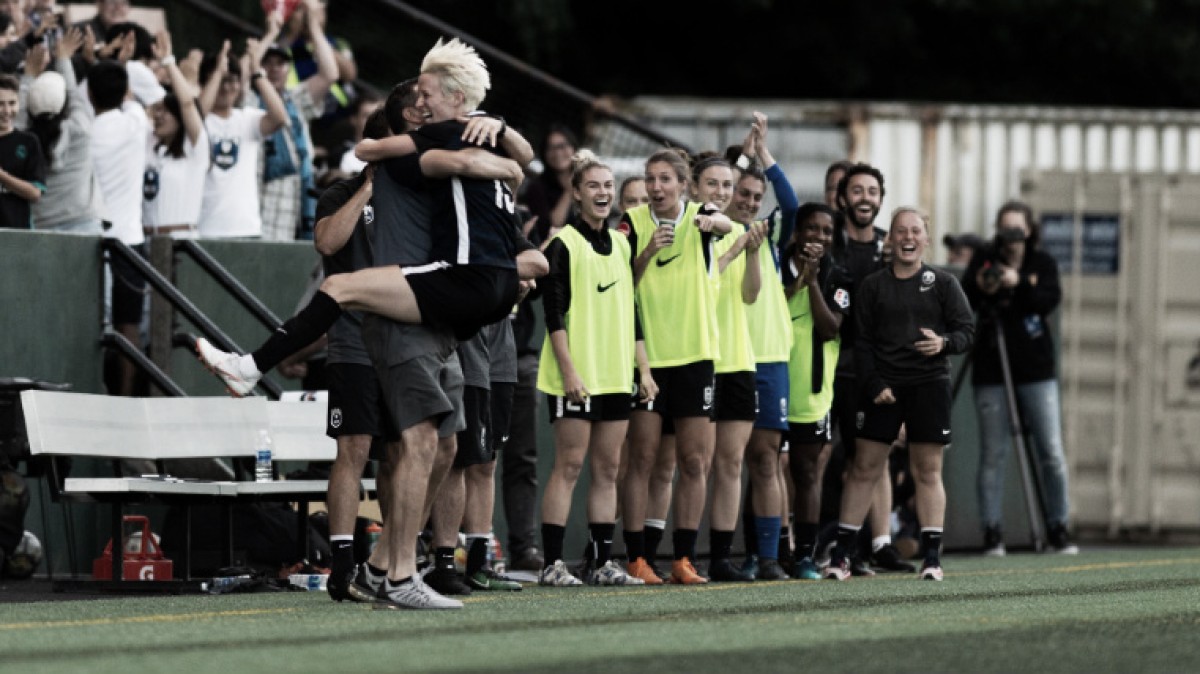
[156,0,1200,109]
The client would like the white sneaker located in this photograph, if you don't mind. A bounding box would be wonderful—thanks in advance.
[374,576,463,610]
[589,560,645,586]
[195,337,259,397]
[538,559,583,586]
[983,543,1006,557]
[919,562,944,581]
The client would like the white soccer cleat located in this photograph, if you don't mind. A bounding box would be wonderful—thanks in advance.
[194,337,259,397]
[374,576,463,610]
[538,559,583,587]
[589,560,646,586]
[919,562,944,581]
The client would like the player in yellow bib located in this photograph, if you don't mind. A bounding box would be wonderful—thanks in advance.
[616,148,732,585]
[534,151,646,587]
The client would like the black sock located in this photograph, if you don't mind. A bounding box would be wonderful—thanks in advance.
[331,539,354,576]
[588,522,615,565]
[921,528,943,566]
[251,291,341,373]
[673,528,698,561]
[623,529,644,562]
[434,546,456,571]
[833,524,860,562]
[466,536,488,575]
[779,525,792,559]
[644,523,665,564]
[366,562,387,578]
[795,521,819,560]
[710,529,734,560]
[542,523,566,569]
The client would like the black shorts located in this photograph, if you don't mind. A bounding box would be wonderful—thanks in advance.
[640,360,715,421]
[110,243,147,325]
[713,371,758,422]
[788,414,832,448]
[326,363,386,439]
[548,393,633,423]
[490,382,515,452]
[856,380,953,445]
[406,265,519,341]
[454,385,493,468]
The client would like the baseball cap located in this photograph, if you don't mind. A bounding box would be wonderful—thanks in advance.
[27,71,67,117]
[262,43,293,63]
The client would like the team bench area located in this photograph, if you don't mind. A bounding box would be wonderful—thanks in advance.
[19,390,370,588]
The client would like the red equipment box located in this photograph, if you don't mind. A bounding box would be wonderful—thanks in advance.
[92,515,174,580]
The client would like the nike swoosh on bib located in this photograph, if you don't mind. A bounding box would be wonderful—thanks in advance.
[655,254,682,267]
[791,312,809,321]
[597,280,618,293]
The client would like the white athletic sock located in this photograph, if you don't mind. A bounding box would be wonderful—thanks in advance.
[331,534,355,543]
[644,518,666,530]
[871,535,892,553]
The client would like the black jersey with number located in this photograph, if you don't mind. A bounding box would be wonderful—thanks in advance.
[409,120,522,269]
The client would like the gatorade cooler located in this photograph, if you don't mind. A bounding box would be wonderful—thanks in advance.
[93,515,174,580]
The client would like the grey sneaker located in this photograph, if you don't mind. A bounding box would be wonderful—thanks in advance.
[346,563,384,603]
[195,337,259,397]
[538,559,583,586]
[589,560,645,586]
[374,576,463,610]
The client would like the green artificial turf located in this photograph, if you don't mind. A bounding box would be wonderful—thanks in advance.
[3,548,1199,673]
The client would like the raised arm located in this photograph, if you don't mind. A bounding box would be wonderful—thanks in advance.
[419,147,524,192]
[154,30,204,146]
[741,222,765,304]
[198,39,230,116]
[300,0,339,103]
[355,133,417,162]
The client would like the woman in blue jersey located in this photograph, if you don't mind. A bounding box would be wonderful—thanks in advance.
[535,150,645,587]
[617,148,733,585]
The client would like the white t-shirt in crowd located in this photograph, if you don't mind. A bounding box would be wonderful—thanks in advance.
[91,101,149,246]
[198,107,267,238]
[142,127,209,231]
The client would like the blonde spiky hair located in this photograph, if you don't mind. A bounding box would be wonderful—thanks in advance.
[420,37,491,112]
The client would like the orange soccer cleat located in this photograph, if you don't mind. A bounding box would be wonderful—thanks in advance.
[668,557,708,585]
[625,557,664,585]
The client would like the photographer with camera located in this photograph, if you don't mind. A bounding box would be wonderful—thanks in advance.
[961,200,1077,556]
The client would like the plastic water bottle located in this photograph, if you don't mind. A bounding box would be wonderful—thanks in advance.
[366,521,383,555]
[254,429,273,482]
[203,574,253,594]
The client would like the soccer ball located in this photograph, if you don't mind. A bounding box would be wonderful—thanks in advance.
[4,530,42,579]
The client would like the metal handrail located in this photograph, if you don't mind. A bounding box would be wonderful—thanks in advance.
[101,239,283,400]
[100,328,186,397]
[173,239,282,331]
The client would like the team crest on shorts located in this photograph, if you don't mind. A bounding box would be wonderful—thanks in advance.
[816,414,828,435]
[479,427,488,451]
[703,385,714,409]
[856,411,865,430]
[330,407,343,429]
[363,204,375,225]
[833,288,850,310]
[921,270,936,287]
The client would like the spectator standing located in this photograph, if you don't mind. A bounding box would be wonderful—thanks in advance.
[88,58,147,397]
[523,123,577,239]
[142,30,206,236]
[23,31,102,232]
[195,39,288,239]
[961,201,1077,556]
[254,0,338,241]
[0,73,45,228]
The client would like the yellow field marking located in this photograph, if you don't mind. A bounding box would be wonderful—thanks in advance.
[952,556,1200,578]
[0,607,301,631]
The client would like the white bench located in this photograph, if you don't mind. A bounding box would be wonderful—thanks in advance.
[20,390,374,582]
